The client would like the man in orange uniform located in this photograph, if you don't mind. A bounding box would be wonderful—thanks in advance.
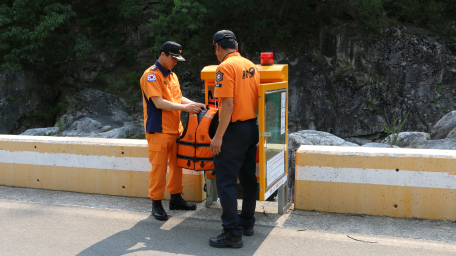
[140,41,206,221]
[209,30,260,248]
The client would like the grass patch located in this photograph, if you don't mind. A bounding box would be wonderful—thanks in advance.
[384,110,410,146]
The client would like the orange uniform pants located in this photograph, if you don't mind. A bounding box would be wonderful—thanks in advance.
[146,132,183,200]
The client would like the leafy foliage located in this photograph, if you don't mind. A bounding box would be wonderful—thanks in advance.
[147,0,456,70]
[147,0,309,68]
[0,0,143,71]
[2,0,455,73]
[384,0,449,32]
[146,0,208,65]
[74,0,142,52]
[0,0,84,70]
[336,0,456,36]
[339,0,385,35]
[57,99,70,115]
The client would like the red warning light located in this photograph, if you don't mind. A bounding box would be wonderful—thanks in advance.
[261,52,273,66]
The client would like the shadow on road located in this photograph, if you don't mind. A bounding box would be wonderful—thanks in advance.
[76,214,275,256]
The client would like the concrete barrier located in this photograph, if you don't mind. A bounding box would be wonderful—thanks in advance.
[0,135,205,202]
[295,145,456,221]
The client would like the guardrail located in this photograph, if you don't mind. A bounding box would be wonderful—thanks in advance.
[0,135,205,202]
[295,145,456,221]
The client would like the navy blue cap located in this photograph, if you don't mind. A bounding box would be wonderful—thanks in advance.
[212,30,237,45]
[161,41,185,61]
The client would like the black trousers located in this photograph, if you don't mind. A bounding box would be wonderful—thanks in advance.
[214,118,259,237]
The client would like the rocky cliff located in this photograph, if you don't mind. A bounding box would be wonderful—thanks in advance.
[0,69,55,134]
[283,25,456,141]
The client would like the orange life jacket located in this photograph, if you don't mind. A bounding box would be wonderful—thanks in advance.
[177,107,219,171]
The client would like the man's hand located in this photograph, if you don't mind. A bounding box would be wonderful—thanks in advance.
[180,96,206,113]
[194,103,207,109]
[210,135,223,155]
[182,104,203,113]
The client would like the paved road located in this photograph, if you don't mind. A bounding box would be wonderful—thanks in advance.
[1,186,456,255]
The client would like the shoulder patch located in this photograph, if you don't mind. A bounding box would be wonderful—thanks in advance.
[216,70,224,83]
[147,74,157,82]
[151,66,157,71]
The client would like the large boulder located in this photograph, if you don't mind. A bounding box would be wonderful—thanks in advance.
[419,138,456,150]
[430,111,456,140]
[287,130,358,200]
[94,124,144,139]
[381,132,430,148]
[57,88,134,130]
[362,143,400,148]
[59,117,104,137]
[20,127,60,136]
[343,137,374,146]
[59,118,144,139]
[288,130,360,147]
[20,88,145,139]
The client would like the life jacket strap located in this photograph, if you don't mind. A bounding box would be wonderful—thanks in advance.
[177,154,213,162]
[176,140,211,147]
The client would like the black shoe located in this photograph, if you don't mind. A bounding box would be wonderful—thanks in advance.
[241,225,254,236]
[152,200,169,221]
[169,193,197,210]
[209,229,243,248]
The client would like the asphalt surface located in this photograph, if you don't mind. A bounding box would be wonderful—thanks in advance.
[1,186,456,255]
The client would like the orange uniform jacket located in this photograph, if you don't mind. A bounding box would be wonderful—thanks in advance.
[213,52,259,122]
[140,61,184,135]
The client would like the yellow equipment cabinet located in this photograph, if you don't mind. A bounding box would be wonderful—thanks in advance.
[201,64,292,214]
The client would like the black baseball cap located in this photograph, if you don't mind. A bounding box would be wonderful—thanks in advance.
[212,30,237,45]
[161,41,186,61]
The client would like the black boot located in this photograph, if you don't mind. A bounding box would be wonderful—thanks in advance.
[152,200,168,221]
[169,193,197,210]
[209,229,243,248]
[241,225,254,236]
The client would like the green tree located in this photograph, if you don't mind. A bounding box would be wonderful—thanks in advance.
[147,0,208,58]
[328,0,455,37]
[147,0,309,68]
[0,0,142,71]
[74,0,142,52]
[0,0,90,70]
[339,0,385,35]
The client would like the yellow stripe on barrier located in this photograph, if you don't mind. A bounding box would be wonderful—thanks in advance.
[295,145,456,221]
[0,135,148,157]
[0,135,205,202]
